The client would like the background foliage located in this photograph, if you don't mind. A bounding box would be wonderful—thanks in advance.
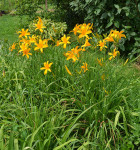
[55,0,140,57]
[29,18,67,41]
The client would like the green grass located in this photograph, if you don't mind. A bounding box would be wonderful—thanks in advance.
[0,15,28,43]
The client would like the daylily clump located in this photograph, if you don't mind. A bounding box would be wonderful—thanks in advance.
[10,17,127,77]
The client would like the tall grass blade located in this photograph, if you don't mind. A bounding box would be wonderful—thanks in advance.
[14,139,19,150]
[8,131,14,150]
[119,106,129,136]
[54,139,79,150]
[114,110,120,128]
[61,99,104,143]
[0,125,4,150]
[29,121,47,147]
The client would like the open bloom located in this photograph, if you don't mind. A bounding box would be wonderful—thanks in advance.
[108,48,120,60]
[65,51,78,62]
[71,24,80,35]
[40,61,53,75]
[110,30,126,40]
[97,40,107,51]
[105,30,126,43]
[18,29,30,38]
[35,20,46,33]
[81,62,88,72]
[29,35,36,43]
[59,34,70,49]
[82,38,91,47]
[34,39,48,53]
[19,43,32,59]
[77,23,93,39]
[71,46,82,57]
[20,38,30,45]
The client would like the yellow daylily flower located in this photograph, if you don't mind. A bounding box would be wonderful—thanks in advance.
[97,40,107,51]
[65,51,78,62]
[81,62,88,72]
[104,36,115,42]
[34,39,48,53]
[59,34,71,49]
[110,30,126,40]
[108,48,120,60]
[82,38,91,47]
[40,61,53,75]
[10,43,16,51]
[105,30,126,43]
[18,29,30,38]
[97,58,103,66]
[71,46,82,57]
[19,43,32,59]
[29,35,36,43]
[71,24,80,35]
[35,21,46,33]
[20,38,30,45]
[77,23,93,39]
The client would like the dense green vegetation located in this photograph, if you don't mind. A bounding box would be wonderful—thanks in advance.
[55,0,140,57]
[0,1,140,149]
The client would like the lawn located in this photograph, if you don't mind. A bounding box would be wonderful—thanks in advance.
[0,14,140,150]
[0,15,28,43]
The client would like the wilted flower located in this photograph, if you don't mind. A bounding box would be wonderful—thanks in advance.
[10,43,16,51]
[81,62,88,72]
[108,48,120,60]
[97,58,103,66]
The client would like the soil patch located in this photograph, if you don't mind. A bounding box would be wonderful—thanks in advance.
[0,10,8,16]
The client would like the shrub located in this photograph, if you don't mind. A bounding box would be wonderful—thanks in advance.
[55,0,84,31]
[69,0,140,57]
[15,0,42,19]
[28,18,67,41]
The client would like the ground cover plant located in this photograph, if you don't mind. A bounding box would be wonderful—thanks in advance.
[0,16,140,150]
